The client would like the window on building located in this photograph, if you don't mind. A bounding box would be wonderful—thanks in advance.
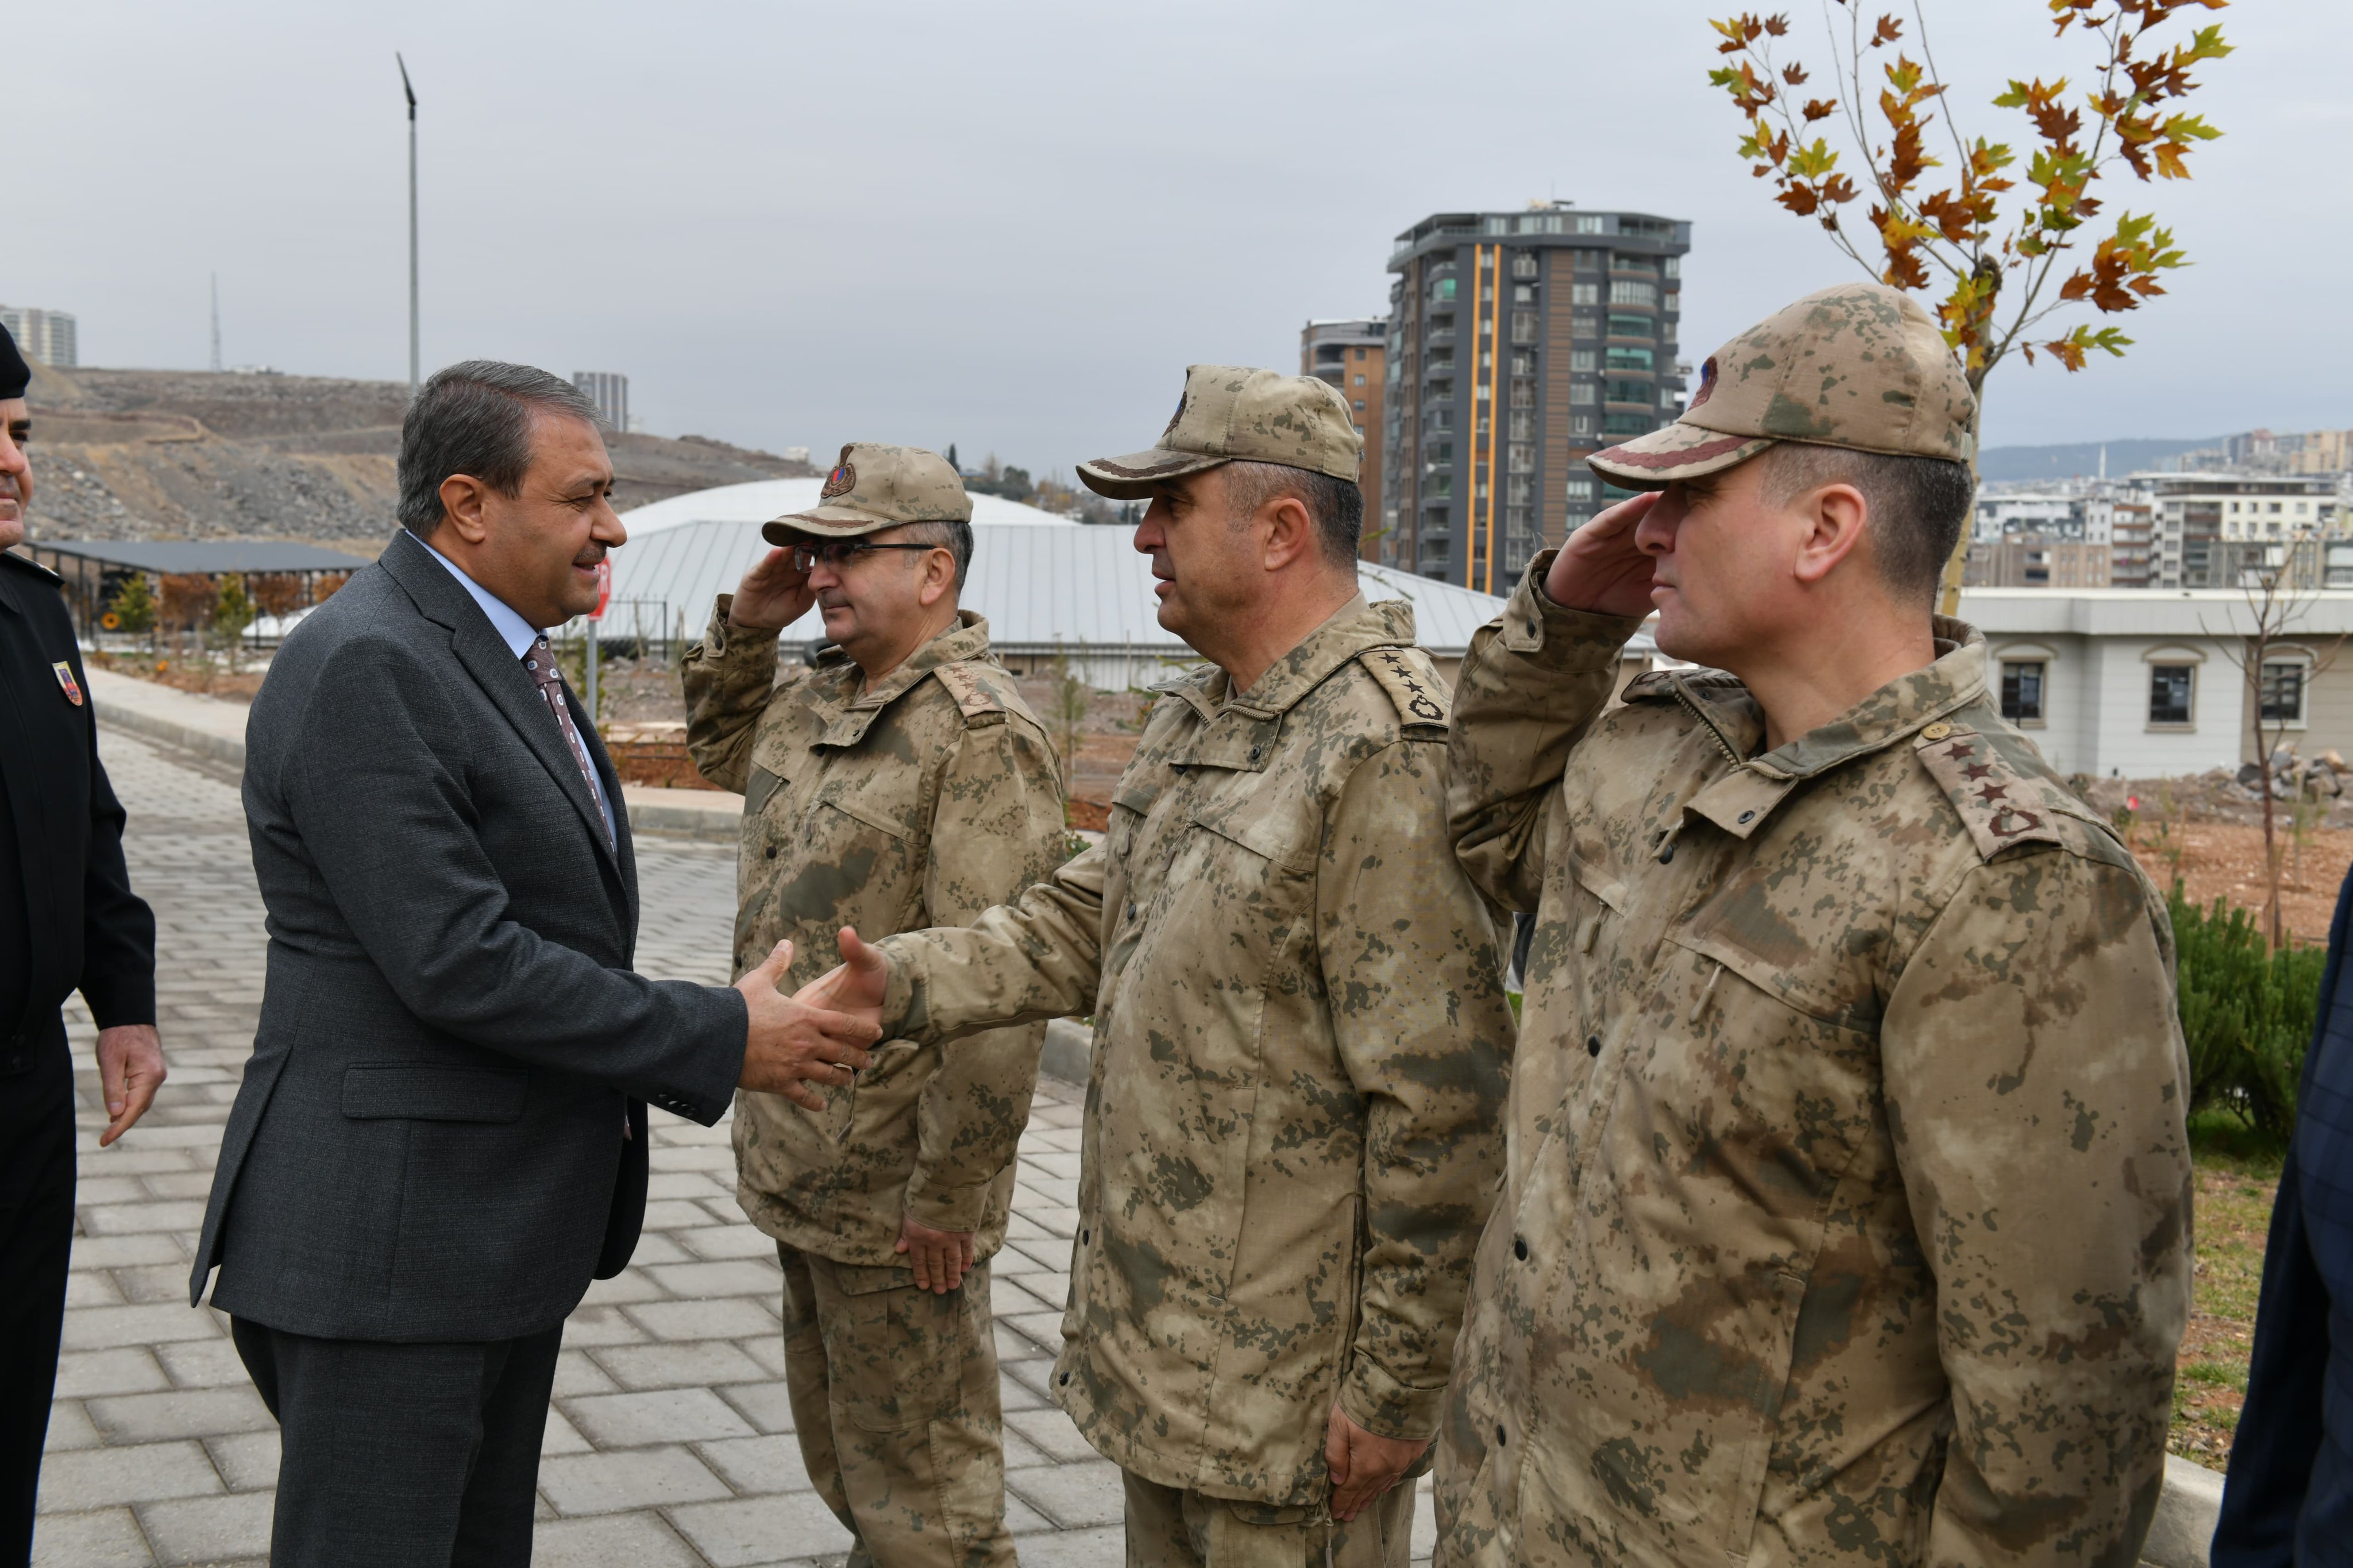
[1663,292,1680,315]
[1605,346,1653,372]
[2000,661,2046,724]
[1511,352,1537,376]
[1513,285,1537,305]
[1661,388,1681,409]
[1431,474,1453,496]
[1511,311,1537,343]
[1353,346,1367,360]
[1570,383,1597,405]
[2261,660,2308,725]
[1663,256,1681,278]
[1571,283,1600,306]
[1603,411,1653,437]
[1565,477,1595,502]
[1510,378,1534,409]
[1610,279,1657,307]
[1353,374,1365,387]
[1607,314,1653,338]
[1431,278,1457,304]
[1604,377,1652,405]
[1571,413,1595,437]
[1508,443,1536,473]
[1512,254,1538,279]
[1507,476,1536,506]
[1572,313,1599,338]
[1425,442,1453,465]
[1429,312,1454,335]
[1570,350,1596,373]
[1353,399,1366,412]
[1574,250,1602,272]
[2149,665,2196,726]
[1428,378,1453,400]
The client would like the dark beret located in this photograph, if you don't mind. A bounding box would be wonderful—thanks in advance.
[0,324,28,400]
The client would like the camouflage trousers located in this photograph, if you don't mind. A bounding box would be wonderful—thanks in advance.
[778,1244,1013,1568]
[1121,1469,1414,1568]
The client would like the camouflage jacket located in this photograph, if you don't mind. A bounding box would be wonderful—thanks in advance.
[682,605,1067,1267]
[1433,555,2193,1568]
[871,596,1515,1507]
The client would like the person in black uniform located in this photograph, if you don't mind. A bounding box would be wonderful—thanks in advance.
[0,321,165,1562]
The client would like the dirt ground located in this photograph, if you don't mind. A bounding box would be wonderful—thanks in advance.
[2127,820,2353,947]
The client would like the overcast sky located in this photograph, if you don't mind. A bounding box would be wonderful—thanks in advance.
[10,0,2346,468]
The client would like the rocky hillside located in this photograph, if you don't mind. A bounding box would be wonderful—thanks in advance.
[21,361,815,546]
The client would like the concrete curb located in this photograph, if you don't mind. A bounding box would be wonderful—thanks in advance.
[1042,1018,1091,1087]
[86,670,746,841]
[2144,1454,2224,1568]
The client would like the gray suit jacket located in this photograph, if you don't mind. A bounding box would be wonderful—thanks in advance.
[191,530,746,1341]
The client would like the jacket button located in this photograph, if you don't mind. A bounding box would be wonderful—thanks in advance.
[1496,1424,1508,1447]
[1658,845,1675,864]
[763,847,777,860]
[1248,744,1262,762]
[1125,905,1136,922]
[1081,1229,1090,1244]
[1737,810,1755,824]
[1586,1035,1601,1058]
[1513,1236,1528,1261]
[1060,1370,1071,1386]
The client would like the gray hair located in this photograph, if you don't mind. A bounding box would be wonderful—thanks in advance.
[1220,460,1364,567]
[396,360,601,537]
[894,519,974,591]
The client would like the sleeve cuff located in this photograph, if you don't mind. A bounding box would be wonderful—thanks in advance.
[1340,1351,1446,1443]
[1502,549,1647,662]
[874,939,920,1039]
[904,1176,991,1235]
[702,595,781,661]
[82,973,156,1032]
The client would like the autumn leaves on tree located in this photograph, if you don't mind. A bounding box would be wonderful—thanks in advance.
[1707,1,2231,401]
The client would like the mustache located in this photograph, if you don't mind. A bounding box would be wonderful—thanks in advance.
[571,544,606,568]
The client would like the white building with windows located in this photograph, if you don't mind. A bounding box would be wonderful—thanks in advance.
[1964,589,2353,777]
[0,304,77,367]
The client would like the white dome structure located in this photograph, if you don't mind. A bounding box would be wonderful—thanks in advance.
[619,478,1078,536]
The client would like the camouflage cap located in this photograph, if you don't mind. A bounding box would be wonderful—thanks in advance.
[1588,282,1977,491]
[1077,365,1362,500]
[762,442,971,542]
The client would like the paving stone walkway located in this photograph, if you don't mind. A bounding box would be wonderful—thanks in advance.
[34,725,1437,1566]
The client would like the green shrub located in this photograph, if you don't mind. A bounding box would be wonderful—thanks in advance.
[2168,882,2326,1142]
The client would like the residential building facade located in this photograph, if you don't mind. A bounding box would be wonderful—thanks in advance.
[572,371,630,433]
[1301,318,1387,561]
[1,305,78,368]
[2146,473,2342,589]
[1966,534,2112,589]
[1382,203,1690,590]
[1965,589,2353,777]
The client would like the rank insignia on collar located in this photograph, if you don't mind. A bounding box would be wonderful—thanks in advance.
[53,661,84,706]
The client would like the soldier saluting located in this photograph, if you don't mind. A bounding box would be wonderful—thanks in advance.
[1434,284,2192,1568]
[684,444,1067,1567]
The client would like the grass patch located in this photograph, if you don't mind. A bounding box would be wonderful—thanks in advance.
[2173,1115,2287,1463]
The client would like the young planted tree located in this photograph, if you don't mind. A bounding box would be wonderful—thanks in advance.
[1708,0,2232,605]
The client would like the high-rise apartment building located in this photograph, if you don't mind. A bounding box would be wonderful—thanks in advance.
[1299,317,1386,561]
[1382,204,1690,590]
[0,306,78,368]
[572,371,630,432]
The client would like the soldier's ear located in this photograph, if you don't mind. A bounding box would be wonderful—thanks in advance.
[916,546,956,609]
[1790,481,1870,588]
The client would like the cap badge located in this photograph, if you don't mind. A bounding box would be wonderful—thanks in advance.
[53,661,84,706]
[1690,357,1719,409]
[821,460,857,500]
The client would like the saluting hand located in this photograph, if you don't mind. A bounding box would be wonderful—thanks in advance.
[727,547,817,634]
[736,940,881,1111]
[1543,489,1662,618]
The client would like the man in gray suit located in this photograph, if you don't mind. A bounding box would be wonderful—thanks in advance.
[191,361,880,1567]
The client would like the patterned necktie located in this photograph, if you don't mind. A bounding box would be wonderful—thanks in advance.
[523,635,613,850]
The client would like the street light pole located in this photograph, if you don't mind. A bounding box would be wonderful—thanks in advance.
[398,53,419,397]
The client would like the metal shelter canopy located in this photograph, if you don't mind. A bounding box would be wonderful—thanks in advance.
[22,539,373,574]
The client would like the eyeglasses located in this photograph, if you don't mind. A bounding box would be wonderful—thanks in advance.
[786,541,940,573]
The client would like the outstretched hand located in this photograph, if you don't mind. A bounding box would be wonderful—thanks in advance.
[1542,490,1661,618]
[797,926,890,1037]
[736,939,881,1111]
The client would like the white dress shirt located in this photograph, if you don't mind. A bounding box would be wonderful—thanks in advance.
[419,538,618,845]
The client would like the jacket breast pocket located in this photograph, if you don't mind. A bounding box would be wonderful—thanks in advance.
[341,1064,529,1123]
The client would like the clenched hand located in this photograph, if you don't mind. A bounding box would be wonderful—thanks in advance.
[736,940,881,1110]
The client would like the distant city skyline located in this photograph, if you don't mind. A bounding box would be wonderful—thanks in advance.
[10,0,2350,464]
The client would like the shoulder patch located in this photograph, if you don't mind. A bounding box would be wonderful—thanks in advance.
[1360,645,1450,729]
[934,659,1019,727]
[0,551,62,586]
[1914,724,2080,861]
